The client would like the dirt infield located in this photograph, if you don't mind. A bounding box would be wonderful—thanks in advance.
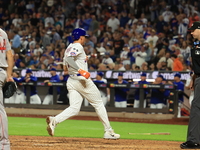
[10,136,182,150]
[9,115,188,150]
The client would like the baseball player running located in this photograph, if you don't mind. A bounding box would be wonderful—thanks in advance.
[0,28,14,150]
[46,28,120,139]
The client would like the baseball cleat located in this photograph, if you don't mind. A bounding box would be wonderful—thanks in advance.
[46,116,56,136]
[104,129,120,140]
[180,141,200,149]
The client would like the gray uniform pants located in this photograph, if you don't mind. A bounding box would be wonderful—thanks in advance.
[0,69,10,150]
[187,77,200,143]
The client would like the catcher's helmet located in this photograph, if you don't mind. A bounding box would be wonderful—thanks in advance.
[72,28,89,41]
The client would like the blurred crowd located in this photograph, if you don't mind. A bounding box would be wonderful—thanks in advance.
[1,0,199,72]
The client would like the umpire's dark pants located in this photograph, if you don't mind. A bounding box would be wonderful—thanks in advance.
[187,77,200,143]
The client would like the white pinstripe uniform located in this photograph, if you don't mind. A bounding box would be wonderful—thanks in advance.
[0,28,11,150]
[54,42,113,131]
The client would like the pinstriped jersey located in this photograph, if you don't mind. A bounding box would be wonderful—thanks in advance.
[63,43,88,75]
[0,28,11,67]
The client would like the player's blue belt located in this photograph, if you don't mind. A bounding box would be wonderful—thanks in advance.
[69,74,81,77]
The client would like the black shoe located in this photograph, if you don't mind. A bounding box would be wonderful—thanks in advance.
[180,141,200,149]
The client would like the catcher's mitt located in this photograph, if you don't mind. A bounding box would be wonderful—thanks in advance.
[3,81,17,98]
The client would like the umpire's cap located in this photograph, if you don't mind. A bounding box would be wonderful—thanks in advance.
[26,68,32,73]
[174,72,181,78]
[188,21,200,31]
[72,28,89,41]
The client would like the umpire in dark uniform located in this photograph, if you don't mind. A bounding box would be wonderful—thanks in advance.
[180,21,200,149]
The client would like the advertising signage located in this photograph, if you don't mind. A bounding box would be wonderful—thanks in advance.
[18,69,190,81]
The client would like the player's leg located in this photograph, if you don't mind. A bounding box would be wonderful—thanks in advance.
[177,102,182,118]
[143,99,146,108]
[80,79,119,139]
[46,89,83,136]
[121,101,127,108]
[0,70,10,149]
[133,100,139,108]
[189,91,194,106]
[102,96,107,106]
[150,103,156,114]
[115,101,120,107]
[156,103,163,114]
[30,94,41,104]
[15,91,23,103]
[84,98,89,106]
[20,92,26,104]
[156,103,163,109]
[42,94,53,105]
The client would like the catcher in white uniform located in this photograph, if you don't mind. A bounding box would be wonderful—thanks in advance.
[46,28,120,139]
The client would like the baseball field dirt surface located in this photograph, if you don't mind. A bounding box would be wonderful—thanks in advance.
[9,115,188,150]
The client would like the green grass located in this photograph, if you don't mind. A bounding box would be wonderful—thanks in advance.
[8,117,187,142]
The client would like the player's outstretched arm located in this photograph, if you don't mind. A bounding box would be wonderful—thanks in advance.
[65,56,90,79]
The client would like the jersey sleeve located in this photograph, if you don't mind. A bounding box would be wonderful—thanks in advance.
[65,44,83,57]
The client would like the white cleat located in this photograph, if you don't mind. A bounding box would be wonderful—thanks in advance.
[104,129,120,140]
[46,116,56,136]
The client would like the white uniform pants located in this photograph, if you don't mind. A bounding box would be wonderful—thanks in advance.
[150,103,163,114]
[42,94,59,105]
[55,76,112,131]
[25,94,41,104]
[133,99,146,108]
[0,69,10,150]
[115,101,127,108]
[84,96,107,106]
[189,91,194,106]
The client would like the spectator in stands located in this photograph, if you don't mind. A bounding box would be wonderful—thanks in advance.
[39,30,51,48]
[51,28,61,48]
[133,73,149,108]
[155,32,169,55]
[127,13,138,28]
[120,44,130,67]
[113,30,124,57]
[42,68,60,105]
[158,51,173,69]
[102,52,113,68]
[107,12,120,33]
[89,15,99,37]
[156,15,167,33]
[10,30,21,54]
[133,45,147,67]
[114,72,129,108]
[145,29,158,56]
[171,53,183,71]
[120,11,129,28]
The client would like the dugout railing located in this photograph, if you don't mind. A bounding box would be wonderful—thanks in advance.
[4,82,179,117]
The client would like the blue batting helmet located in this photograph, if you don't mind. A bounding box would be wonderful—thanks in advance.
[72,28,89,41]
